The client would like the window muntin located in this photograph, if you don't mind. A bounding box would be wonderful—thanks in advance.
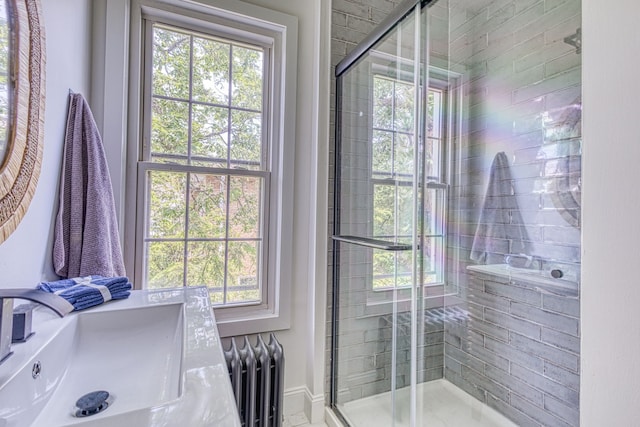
[140,22,271,307]
[371,74,446,290]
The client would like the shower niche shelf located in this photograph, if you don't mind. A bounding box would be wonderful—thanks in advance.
[467,264,579,298]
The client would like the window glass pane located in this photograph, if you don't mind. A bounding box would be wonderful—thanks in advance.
[226,241,261,303]
[373,184,395,238]
[186,241,225,289]
[426,137,440,179]
[229,176,262,238]
[147,171,186,238]
[422,236,443,284]
[146,241,185,288]
[230,110,262,169]
[372,130,392,176]
[394,81,414,132]
[395,250,413,286]
[397,184,413,236]
[373,249,395,289]
[191,104,228,167]
[152,26,190,99]
[151,98,189,162]
[192,36,230,105]
[394,133,413,176]
[372,250,412,290]
[209,288,224,305]
[428,90,442,138]
[373,183,414,239]
[188,174,227,238]
[373,77,393,130]
[231,46,263,111]
[424,188,445,235]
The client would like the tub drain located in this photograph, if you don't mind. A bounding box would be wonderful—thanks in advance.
[73,390,113,417]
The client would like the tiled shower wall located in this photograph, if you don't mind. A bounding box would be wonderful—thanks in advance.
[449,0,582,272]
[445,272,580,426]
[445,0,581,426]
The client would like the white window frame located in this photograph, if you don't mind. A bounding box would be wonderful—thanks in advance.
[139,19,273,308]
[369,76,447,289]
[125,0,297,337]
[365,57,455,310]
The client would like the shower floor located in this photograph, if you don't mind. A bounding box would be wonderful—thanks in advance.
[338,379,516,427]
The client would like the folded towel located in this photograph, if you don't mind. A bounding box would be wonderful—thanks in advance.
[37,276,131,311]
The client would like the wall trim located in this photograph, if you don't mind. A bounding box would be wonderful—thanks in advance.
[324,406,343,427]
[284,386,325,424]
[283,386,306,416]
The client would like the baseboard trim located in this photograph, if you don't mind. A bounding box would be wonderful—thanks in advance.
[284,386,307,416]
[284,386,326,424]
[324,406,343,427]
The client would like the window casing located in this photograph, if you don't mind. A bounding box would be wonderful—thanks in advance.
[128,2,297,335]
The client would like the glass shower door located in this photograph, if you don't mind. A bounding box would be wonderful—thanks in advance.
[332,0,582,424]
[331,2,432,425]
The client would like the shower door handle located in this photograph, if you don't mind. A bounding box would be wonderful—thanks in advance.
[332,235,413,251]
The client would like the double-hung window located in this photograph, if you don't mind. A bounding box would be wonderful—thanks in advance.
[131,3,296,334]
[370,72,448,291]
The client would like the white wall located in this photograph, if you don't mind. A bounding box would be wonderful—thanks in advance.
[581,0,640,424]
[0,0,92,288]
[234,0,330,420]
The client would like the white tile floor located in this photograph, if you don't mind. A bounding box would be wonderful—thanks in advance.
[283,411,328,427]
[337,379,517,427]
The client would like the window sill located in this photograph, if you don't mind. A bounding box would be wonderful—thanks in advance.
[214,306,290,338]
[354,283,457,319]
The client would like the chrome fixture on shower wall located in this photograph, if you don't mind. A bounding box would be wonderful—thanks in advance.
[564,28,582,54]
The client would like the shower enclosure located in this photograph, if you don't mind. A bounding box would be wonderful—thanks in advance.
[330,0,581,426]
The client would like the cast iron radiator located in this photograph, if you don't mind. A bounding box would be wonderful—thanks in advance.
[224,333,284,427]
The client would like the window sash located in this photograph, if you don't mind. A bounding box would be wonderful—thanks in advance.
[142,20,271,168]
[136,162,272,308]
[370,75,448,291]
[137,18,273,309]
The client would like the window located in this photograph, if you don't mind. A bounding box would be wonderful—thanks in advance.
[129,3,297,335]
[370,73,447,291]
[142,22,268,306]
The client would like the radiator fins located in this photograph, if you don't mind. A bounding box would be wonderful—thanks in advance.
[224,333,284,427]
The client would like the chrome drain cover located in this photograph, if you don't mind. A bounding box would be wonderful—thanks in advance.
[73,390,113,417]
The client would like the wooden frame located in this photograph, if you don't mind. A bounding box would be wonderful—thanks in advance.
[0,0,45,243]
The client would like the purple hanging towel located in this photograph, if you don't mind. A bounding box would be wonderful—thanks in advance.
[52,93,125,278]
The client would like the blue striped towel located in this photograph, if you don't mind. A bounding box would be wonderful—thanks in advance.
[37,276,132,311]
